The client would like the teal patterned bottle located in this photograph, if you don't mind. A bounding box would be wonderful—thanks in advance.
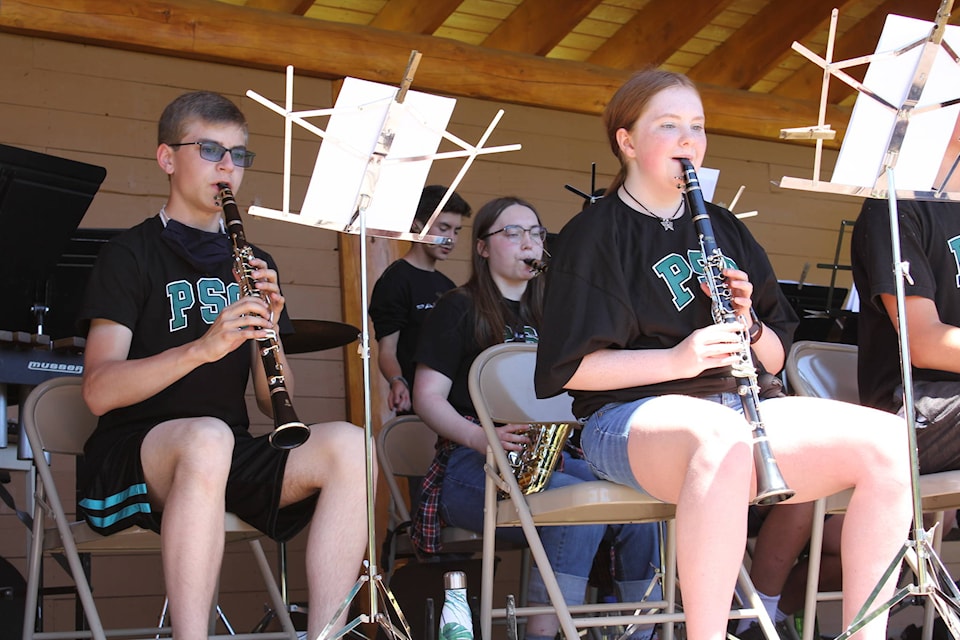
[439,571,474,640]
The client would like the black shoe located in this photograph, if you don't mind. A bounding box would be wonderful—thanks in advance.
[736,621,799,640]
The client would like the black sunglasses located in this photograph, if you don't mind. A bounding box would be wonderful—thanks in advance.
[168,140,256,168]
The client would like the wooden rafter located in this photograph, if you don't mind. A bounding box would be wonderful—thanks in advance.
[370,0,462,34]
[482,0,603,56]
[245,0,313,17]
[688,0,846,90]
[588,0,733,70]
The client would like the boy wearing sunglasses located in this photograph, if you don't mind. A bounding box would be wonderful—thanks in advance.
[77,91,369,640]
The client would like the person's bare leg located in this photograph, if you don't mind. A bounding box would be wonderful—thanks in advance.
[282,421,371,639]
[757,398,912,640]
[750,503,816,598]
[780,515,843,616]
[628,397,755,640]
[142,418,234,640]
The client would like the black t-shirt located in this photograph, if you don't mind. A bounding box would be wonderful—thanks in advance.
[535,194,797,419]
[79,215,292,456]
[851,198,960,412]
[369,259,456,387]
[415,289,537,418]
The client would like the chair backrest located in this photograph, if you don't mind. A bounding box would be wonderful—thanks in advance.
[22,376,98,457]
[376,415,438,525]
[784,340,859,403]
[468,342,575,424]
[378,415,438,478]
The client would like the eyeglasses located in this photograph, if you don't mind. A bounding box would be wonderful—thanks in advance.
[168,141,256,168]
[481,224,547,244]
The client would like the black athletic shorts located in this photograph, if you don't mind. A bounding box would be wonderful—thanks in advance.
[78,425,318,542]
[896,381,960,475]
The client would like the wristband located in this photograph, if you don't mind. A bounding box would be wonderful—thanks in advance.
[389,375,409,389]
[748,308,763,344]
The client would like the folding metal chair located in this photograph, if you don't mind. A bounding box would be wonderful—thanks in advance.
[785,340,960,640]
[20,375,297,640]
[376,414,486,576]
[469,342,777,640]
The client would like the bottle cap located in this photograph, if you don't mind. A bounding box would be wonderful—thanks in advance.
[443,570,467,590]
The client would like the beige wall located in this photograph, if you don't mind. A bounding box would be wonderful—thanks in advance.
[1,31,866,634]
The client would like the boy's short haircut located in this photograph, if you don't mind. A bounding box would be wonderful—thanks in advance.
[410,185,472,232]
[158,91,248,146]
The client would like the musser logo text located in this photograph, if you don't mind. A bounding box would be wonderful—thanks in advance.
[27,362,84,375]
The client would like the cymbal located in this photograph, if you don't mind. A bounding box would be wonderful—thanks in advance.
[282,319,359,354]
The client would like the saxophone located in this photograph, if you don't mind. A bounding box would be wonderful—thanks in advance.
[504,422,572,496]
[218,183,311,450]
[677,159,794,506]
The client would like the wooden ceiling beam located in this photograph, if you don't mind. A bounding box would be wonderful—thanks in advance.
[588,0,733,70]
[0,0,848,146]
[245,0,313,17]
[688,0,846,90]
[482,0,603,56]
[370,0,462,34]
[772,0,946,103]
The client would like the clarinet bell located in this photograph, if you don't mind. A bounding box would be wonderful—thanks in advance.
[269,422,311,450]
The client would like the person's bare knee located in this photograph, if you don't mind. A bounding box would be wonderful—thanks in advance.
[142,417,233,503]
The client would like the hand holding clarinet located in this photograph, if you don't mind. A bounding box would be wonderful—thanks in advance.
[219,182,311,450]
[677,158,794,505]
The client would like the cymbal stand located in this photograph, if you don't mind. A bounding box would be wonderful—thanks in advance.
[777,1,960,638]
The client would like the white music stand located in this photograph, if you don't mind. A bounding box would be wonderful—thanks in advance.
[779,2,960,638]
[244,52,521,640]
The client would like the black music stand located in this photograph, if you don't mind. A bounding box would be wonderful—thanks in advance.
[0,143,107,337]
[0,144,105,633]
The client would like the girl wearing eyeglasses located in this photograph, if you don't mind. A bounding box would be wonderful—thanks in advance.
[412,196,662,640]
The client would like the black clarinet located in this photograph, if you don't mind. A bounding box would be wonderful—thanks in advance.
[218,183,310,450]
[677,159,794,505]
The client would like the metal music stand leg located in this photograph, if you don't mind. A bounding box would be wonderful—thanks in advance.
[830,168,960,640]
[312,55,425,640]
[311,198,415,640]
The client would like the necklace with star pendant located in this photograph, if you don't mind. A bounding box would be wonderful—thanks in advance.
[621,185,685,231]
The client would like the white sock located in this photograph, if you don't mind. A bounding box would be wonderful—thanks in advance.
[775,608,789,624]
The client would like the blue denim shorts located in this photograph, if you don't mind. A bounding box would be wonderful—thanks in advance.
[581,392,742,494]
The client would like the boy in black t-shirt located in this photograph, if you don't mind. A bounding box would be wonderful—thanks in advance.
[78,91,369,640]
[369,185,471,413]
[853,198,960,468]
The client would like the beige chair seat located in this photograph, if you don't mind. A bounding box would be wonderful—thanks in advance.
[45,512,263,553]
[822,470,960,514]
[499,480,675,527]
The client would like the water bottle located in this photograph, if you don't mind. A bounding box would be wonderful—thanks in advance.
[439,570,474,640]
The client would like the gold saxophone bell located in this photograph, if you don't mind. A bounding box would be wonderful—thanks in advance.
[503,422,572,497]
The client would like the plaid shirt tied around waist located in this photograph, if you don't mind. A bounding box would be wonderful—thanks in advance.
[410,433,460,555]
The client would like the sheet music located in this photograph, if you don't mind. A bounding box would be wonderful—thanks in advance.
[300,77,456,232]
[831,14,960,192]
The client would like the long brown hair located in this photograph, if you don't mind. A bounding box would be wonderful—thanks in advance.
[602,69,698,193]
[461,196,545,349]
